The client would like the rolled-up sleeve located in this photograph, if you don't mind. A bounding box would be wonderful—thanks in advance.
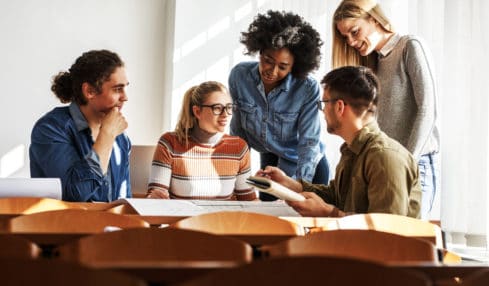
[30,121,111,202]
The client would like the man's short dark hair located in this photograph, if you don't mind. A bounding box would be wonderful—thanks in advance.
[321,66,379,116]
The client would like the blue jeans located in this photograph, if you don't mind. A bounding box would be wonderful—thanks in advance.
[418,153,439,219]
[259,153,330,201]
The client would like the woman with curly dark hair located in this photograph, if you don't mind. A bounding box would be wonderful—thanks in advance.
[229,10,330,201]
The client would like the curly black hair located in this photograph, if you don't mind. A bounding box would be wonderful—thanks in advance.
[51,50,124,105]
[240,10,323,79]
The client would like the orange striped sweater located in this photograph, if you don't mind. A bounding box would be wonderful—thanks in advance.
[148,132,256,200]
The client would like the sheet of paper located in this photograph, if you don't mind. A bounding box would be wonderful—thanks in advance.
[117,198,301,217]
[191,200,301,217]
[115,198,207,216]
[246,176,305,202]
[0,178,62,199]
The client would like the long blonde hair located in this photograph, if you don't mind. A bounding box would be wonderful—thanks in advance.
[332,0,394,71]
[174,81,228,146]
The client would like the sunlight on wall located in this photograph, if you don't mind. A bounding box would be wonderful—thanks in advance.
[174,48,182,63]
[257,0,268,8]
[234,2,253,22]
[208,17,231,39]
[171,72,206,128]
[233,46,253,66]
[0,144,25,178]
[182,31,207,58]
[206,56,230,84]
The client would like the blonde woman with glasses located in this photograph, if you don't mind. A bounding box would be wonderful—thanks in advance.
[147,81,256,201]
[332,0,439,219]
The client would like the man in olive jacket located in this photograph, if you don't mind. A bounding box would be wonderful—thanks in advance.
[258,66,421,218]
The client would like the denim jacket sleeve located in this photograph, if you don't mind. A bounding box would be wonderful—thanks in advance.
[295,79,323,181]
[229,72,249,143]
[30,118,113,202]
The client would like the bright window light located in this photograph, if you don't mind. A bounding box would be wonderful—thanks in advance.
[0,144,25,178]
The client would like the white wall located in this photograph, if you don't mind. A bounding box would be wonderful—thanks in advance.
[0,0,174,177]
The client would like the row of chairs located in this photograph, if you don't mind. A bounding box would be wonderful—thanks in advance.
[0,196,443,233]
[0,197,482,285]
[2,256,487,286]
[0,228,439,264]
[0,259,146,286]
[0,197,445,253]
[1,228,487,285]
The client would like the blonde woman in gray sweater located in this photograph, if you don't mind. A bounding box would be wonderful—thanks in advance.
[331,0,439,219]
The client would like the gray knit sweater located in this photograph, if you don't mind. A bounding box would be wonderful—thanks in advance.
[376,34,440,159]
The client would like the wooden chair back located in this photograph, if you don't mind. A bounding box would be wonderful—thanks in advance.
[0,197,86,214]
[57,227,253,264]
[106,203,139,215]
[262,229,438,264]
[171,211,304,235]
[463,269,489,286]
[178,256,431,286]
[0,234,41,259]
[0,259,146,286]
[130,145,155,197]
[326,213,444,248]
[63,201,123,211]
[8,209,149,233]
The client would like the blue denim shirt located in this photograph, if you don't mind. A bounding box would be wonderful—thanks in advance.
[29,103,131,202]
[229,62,325,182]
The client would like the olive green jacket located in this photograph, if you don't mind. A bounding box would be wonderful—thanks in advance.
[302,122,421,218]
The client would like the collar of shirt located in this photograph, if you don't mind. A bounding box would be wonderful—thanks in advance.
[341,121,381,155]
[69,102,89,132]
[250,62,292,94]
[378,33,401,58]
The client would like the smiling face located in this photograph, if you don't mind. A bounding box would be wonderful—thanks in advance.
[336,17,385,56]
[193,90,233,133]
[258,48,294,93]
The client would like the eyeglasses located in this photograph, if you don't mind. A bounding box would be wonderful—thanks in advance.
[200,103,236,116]
[317,99,338,110]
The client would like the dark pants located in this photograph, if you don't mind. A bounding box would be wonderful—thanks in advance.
[259,153,330,201]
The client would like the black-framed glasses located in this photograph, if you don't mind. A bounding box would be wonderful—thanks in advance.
[200,103,236,115]
[317,99,338,110]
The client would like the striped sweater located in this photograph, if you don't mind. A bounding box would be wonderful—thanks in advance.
[148,132,256,200]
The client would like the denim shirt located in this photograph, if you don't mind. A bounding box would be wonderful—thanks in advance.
[29,103,131,202]
[229,62,325,182]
